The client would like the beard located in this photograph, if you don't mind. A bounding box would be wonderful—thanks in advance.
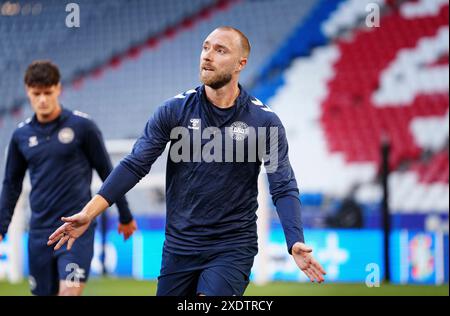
[200,70,232,90]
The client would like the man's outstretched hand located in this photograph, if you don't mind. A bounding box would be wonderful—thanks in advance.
[47,212,91,250]
[292,242,327,283]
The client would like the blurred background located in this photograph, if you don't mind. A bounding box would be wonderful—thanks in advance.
[0,0,448,295]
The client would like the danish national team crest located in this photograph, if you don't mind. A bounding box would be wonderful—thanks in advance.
[58,127,75,144]
[228,121,249,141]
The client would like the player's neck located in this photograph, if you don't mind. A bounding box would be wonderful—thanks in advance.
[205,81,240,109]
[36,104,62,124]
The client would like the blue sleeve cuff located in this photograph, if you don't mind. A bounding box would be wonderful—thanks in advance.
[115,197,133,224]
[275,194,305,254]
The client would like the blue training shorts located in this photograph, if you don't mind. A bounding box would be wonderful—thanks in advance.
[27,223,95,296]
[156,245,257,296]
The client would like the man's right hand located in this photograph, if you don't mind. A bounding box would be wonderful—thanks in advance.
[47,212,91,250]
[47,194,109,251]
[0,235,3,242]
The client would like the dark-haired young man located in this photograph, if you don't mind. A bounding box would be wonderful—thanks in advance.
[0,60,137,296]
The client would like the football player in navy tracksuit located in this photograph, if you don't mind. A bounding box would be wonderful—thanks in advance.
[48,27,326,296]
[0,61,137,296]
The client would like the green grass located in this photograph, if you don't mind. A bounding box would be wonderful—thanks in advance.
[0,278,448,296]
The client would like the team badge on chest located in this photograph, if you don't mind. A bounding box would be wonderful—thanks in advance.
[228,121,249,141]
[58,127,75,144]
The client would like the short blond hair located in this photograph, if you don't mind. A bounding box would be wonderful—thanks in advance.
[215,26,251,58]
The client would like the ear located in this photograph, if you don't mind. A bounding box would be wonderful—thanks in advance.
[237,57,248,72]
[55,83,62,96]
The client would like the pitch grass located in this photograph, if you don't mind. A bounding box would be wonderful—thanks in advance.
[0,278,448,296]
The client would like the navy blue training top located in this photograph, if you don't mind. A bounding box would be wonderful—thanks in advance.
[0,108,133,237]
[99,85,304,255]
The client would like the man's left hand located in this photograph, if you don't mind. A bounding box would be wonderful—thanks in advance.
[292,242,327,283]
[118,219,138,241]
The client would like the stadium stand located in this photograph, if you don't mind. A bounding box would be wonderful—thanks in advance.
[0,0,217,116]
[263,0,448,220]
